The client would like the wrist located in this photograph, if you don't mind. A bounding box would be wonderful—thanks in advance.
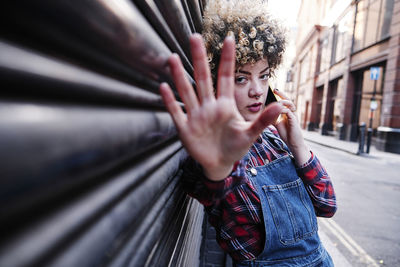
[203,164,233,181]
[290,143,311,167]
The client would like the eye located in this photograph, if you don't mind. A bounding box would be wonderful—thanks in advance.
[260,73,269,81]
[235,76,248,84]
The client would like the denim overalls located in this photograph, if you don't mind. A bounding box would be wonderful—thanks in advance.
[235,131,334,267]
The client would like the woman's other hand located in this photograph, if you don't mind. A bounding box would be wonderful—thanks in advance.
[160,34,283,181]
[273,89,311,166]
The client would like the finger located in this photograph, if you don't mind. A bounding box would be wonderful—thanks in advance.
[247,102,283,138]
[274,117,288,144]
[169,54,199,112]
[274,108,290,126]
[273,88,289,100]
[160,82,187,131]
[279,99,296,112]
[217,36,235,99]
[276,107,299,125]
[190,33,214,102]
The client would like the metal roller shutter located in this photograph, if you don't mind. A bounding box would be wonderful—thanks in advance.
[0,1,208,266]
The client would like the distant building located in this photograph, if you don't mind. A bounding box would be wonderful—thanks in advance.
[288,0,400,153]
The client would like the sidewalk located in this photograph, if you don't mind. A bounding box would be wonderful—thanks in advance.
[301,129,400,162]
[302,130,400,267]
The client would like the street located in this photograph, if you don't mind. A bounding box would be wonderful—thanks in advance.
[306,141,400,267]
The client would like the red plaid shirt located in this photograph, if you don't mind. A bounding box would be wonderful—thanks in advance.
[182,126,337,261]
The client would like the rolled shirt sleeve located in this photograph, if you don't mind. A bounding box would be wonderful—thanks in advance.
[296,152,337,217]
[182,157,248,206]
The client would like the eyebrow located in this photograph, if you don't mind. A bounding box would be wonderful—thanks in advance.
[237,67,270,75]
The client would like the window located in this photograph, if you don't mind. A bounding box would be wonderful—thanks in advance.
[310,44,317,78]
[319,34,331,72]
[378,0,394,39]
[300,52,311,84]
[353,0,367,51]
[353,0,394,52]
[365,0,381,46]
[333,9,354,63]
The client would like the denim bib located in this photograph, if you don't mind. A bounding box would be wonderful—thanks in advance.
[235,131,334,267]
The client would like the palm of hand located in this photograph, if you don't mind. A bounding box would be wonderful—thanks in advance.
[160,34,282,180]
[179,97,252,172]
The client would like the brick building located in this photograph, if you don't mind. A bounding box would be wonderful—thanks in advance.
[287,0,400,153]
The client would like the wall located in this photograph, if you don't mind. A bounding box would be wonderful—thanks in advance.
[378,0,400,153]
[0,0,209,266]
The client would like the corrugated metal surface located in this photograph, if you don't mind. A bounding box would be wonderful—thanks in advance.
[0,1,205,266]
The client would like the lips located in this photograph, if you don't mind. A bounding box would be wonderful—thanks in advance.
[247,102,262,112]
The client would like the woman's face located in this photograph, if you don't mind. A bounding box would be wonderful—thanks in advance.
[234,59,270,122]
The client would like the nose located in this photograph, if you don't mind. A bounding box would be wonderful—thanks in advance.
[249,80,264,99]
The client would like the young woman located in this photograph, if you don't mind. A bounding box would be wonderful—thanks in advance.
[160,1,337,266]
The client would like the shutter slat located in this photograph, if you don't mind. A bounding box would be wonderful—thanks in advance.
[0,143,185,267]
[0,40,163,102]
[0,102,176,224]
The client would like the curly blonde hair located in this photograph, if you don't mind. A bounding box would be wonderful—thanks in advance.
[202,0,287,81]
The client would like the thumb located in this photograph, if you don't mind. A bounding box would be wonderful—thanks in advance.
[247,102,283,138]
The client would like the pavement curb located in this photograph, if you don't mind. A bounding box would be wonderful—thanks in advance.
[303,137,357,156]
[318,228,352,267]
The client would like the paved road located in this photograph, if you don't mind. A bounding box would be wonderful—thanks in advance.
[306,141,400,267]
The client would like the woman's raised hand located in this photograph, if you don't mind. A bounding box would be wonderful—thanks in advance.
[160,34,282,180]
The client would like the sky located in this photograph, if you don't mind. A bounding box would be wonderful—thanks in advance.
[267,0,302,28]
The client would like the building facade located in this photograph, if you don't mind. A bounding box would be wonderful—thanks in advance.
[288,0,400,153]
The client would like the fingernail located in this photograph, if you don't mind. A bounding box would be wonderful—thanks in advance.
[190,33,201,41]
[159,82,167,91]
[169,53,180,64]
